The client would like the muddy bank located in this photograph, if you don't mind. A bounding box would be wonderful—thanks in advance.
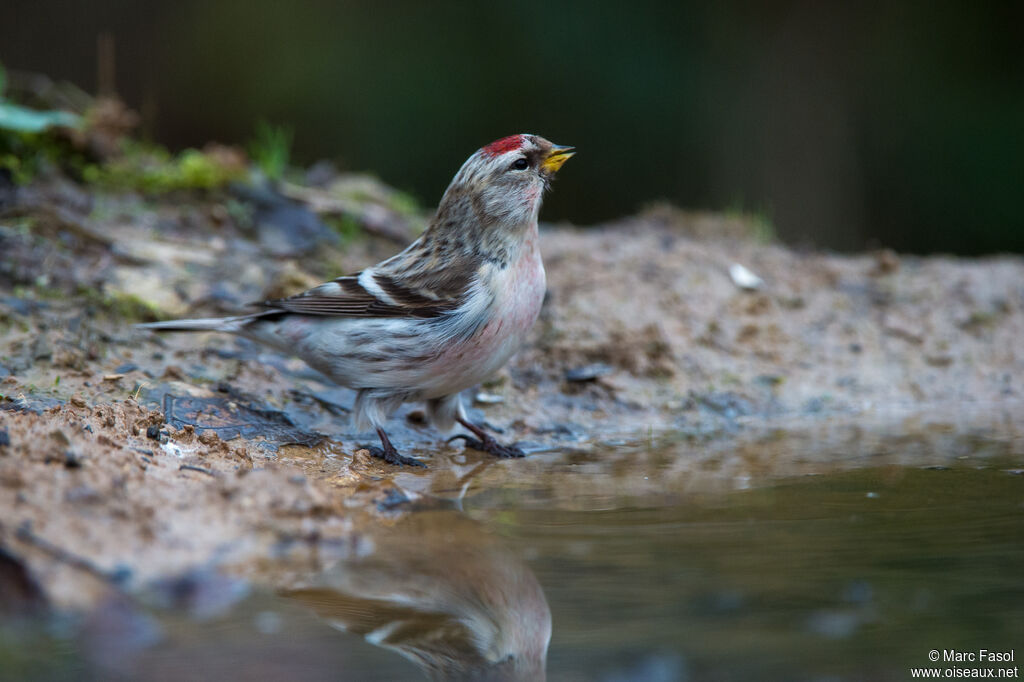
[1,175,1023,617]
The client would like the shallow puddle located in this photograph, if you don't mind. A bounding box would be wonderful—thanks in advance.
[3,435,1023,682]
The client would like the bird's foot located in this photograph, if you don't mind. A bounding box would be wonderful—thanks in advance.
[448,433,525,459]
[365,444,427,468]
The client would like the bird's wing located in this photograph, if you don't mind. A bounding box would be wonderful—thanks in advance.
[253,268,465,319]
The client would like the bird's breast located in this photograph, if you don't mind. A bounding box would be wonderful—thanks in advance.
[421,226,545,396]
[488,226,546,338]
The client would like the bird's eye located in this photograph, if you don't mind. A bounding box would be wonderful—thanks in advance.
[509,157,529,171]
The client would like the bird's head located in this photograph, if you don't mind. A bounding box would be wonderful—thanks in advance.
[440,134,575,230]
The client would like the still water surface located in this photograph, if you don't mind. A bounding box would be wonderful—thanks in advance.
[5,440,1023,681]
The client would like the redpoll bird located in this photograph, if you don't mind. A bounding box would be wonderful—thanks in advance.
[139,134,574,467]
[287,510,551,680]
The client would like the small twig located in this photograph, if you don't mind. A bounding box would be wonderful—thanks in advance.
[179,464,215,477]
[16,521,131,585]
[131,381,150,401]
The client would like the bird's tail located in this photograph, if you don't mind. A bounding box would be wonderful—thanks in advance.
[135,313,263,334]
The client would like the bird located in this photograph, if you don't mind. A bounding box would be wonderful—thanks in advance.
[286,509,551,681]
[138,134,574,467]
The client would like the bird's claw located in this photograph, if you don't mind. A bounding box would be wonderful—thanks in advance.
[448,434,526,459]
[365,445,427,468]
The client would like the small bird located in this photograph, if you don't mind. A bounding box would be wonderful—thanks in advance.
[139,134,574,467]
[287,510,551,680]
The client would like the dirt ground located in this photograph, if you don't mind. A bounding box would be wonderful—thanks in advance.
[1,172,1022,615]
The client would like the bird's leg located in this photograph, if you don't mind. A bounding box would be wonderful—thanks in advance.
[366,428,427,468]
[449,417,525,458]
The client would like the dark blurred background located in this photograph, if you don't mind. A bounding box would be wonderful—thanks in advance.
[2,0,1022,254]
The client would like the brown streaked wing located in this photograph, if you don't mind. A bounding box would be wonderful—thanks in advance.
[377,247,481,302]
[253,274,460,319]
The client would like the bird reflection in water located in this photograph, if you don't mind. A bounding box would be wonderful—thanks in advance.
[285,509,551,681]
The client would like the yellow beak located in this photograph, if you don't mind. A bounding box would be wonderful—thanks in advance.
[541,144,575,173]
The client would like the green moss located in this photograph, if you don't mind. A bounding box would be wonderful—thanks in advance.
[90,141,245,193]
[325,214,366,246]
[8,281,162,321]
[0,151,29,184]
[0,129,91,185]
[178,149,226,188]
[13,283,62,301]
[76,285,165,322]
[0,66,89,183]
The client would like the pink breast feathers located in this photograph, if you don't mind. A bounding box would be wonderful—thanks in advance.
[501,234,546,334]
[428,231,545,388]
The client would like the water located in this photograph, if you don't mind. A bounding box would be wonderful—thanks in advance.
[523,466,1024,680]
[3,439,1023,681]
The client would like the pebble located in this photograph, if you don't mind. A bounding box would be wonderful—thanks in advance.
[565,363,614,382]
[729,263,764,290]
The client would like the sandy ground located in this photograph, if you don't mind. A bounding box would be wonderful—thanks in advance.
[1,176,1022,614]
